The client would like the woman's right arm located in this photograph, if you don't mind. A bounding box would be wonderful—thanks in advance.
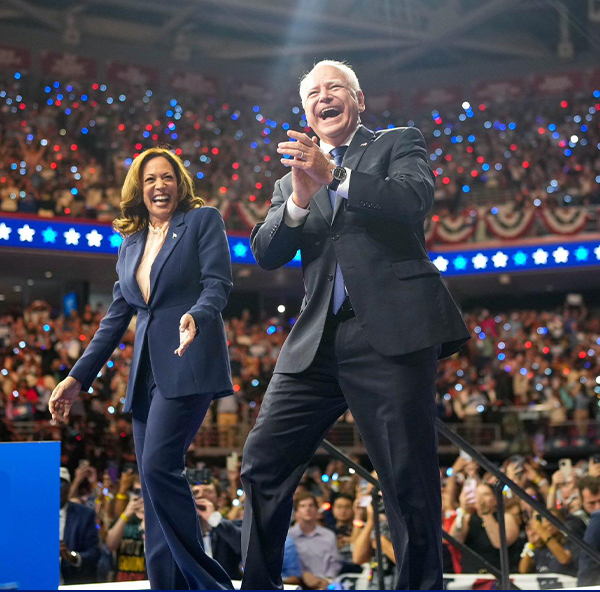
[49,247,135,421]
[68,278,135,390]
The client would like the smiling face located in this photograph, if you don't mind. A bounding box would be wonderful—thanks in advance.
[301,64,365,147]
[142,156,179,225]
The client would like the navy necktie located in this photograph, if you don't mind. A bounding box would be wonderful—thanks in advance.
[329,146,348,314]
[330,145,347,168]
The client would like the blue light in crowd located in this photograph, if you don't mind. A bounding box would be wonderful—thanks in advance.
[468,135,475,142]
[81,127,89,134]
[108,406,115,414]
[446,468,453,477]
[43,324,50,332]
[196,172,204,179]
[321,475,330,483]
[250,142,257,149]
[251,379,259,387]
[14,72,21,80]
[231,113,239,120]
[477,405,485,413]
[53,81,60,88]
[81,94,88,101]
[107,361,114,368]
[282,123,290,130]
[462,185,470,193]
[491,207,498,215]
[520,368,527,376]
[253,105,260,113]
[498,353,505,361]
[44,86,51,93]
[71,188,78,195]
[266,325,276,335]
[119,343,125,350]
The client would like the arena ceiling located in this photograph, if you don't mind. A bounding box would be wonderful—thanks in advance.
[0,0,597,86]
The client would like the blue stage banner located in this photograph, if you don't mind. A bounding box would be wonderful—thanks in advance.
[0,214,302,268]
[0,441,60,590]
[1,215,599,275]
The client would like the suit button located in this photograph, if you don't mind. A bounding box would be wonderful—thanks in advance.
[360,200,366,207]
[332,234,339,241]
[375,204,381,210]
[327,274,334,281]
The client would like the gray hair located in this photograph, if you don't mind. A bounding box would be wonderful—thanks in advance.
[299,60,361,107]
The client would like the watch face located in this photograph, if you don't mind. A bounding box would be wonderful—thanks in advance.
[334,166,346,181]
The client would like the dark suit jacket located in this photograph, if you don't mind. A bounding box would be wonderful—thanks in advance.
[211,519,243,580]
[61,502,100,584]
[252,125,470,374]
[70,207,233,411]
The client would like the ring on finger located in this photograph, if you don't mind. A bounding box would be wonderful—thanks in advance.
[298,150,304,160]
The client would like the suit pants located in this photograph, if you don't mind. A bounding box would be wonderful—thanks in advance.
[240,311,442,590]
[132,346,233,590]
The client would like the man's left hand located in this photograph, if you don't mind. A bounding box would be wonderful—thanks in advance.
[60,541,77,564]
[278,131,335,186]
[196,499,216,522]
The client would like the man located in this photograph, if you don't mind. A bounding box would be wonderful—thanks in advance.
[289,492,343,588]
[567,476,600,539]
[578,507,600,586]
[241,60,469,590]
[192,478,245,581]
[59,467,100,585]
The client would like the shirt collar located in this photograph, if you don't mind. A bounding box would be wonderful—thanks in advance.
[320,124,360,155]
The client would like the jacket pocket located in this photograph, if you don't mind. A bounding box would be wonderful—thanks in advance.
[392,259,441,280]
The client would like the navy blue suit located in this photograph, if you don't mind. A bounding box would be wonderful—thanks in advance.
[61,502,100,585]
[70,206,234,590]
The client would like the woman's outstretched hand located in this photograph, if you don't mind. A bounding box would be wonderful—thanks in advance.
[49,376,82,423]
[175,313,197,357]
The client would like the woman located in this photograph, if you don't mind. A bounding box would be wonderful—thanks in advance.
[519,510,576,576]
[450,482,523,573]
[49,146,234,590]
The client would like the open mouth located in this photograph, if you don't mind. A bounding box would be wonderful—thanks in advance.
[320,107,341,120]
[153,195,170,204]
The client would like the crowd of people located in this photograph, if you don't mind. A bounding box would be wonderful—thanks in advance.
[1,73,600,240]
[3,299,600,450]
[55,447,600,587]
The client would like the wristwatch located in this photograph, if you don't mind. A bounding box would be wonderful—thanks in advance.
[328,166,347,192]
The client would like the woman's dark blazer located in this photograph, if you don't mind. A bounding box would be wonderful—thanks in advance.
[70,206,233,412]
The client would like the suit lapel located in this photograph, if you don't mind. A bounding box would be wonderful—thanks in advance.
[332,125,375,221]
[123,229,147,306]
[313,186,333,226]
[148,209,187,303]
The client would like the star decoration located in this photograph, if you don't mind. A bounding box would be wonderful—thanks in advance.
[594,245,600,261]
[233,242,248,258]
[18,224,35,242]
[432,255,449,272]
[293,250,301,262]
[472,253,488,270]
[86,229,103,248]
[553,247,569,264]
[453,256,467,270]
[575,246,589,261]
[532,248,549,265]
[109,233,123,249]
[64,228,81,246]
[42,227,58,243]
[0,223,12,240]
[492,251,508,268]
[513,251,527,266]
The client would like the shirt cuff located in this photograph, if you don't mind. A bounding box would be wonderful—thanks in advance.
[335,169,352,199]
[72,551,82,567]
[208,511,223,528]
[284,196,310,228]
